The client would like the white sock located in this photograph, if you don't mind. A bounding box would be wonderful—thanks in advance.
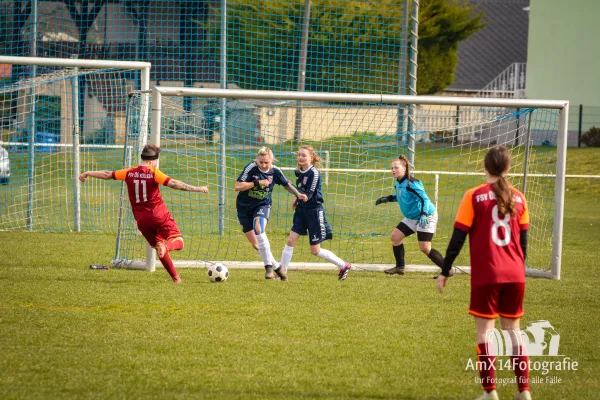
[270,255,280,270]
[255,248,279,269]
[280,245,295,269]
[316,248,345,269]
[256,233,275,267]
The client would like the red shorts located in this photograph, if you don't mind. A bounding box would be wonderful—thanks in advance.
[469,282,525,319]
[135,212,181,247]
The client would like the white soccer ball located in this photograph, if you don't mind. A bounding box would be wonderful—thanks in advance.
[208,263,229,283]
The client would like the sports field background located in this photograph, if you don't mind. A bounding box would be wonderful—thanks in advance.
[0,147,598,399]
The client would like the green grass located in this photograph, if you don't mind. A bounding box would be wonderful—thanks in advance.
[0,148,599,399]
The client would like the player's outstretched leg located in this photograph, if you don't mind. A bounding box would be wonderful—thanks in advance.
[157,249,181,283]
[313,246,350,280]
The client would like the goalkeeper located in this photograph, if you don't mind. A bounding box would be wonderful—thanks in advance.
[79,144,208,284]
[375,155,445,276]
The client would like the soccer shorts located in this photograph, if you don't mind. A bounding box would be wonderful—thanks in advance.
[397,212,438,241]
[237,204,271,233]
[291,206,333,245]
[135,212,181,247]
[469,282,525,319]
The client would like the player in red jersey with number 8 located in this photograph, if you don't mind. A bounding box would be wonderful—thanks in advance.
[79,144,208,284]
[437,145,531,400]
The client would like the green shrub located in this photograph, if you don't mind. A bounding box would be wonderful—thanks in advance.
[581,126,600,147]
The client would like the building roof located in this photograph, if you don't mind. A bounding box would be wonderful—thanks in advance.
[446,0,529,93]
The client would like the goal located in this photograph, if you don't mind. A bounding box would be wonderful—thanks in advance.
[114,87,568,279]
[0,56,150,233]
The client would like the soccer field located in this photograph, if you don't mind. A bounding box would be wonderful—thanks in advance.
[0,148,599,399]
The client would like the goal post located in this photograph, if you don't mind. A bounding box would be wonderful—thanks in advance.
[0,56,151,233]
[115,87,568,279]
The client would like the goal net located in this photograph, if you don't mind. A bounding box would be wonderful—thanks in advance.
[0,56,150,233]
[115,88,568,279]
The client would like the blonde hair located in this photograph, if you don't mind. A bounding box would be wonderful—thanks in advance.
[484,145,516,216]
[297,145,322,169]
[256,146,277,163]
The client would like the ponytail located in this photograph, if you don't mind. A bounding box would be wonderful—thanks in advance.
[484,145,515,216]
[491,175,516,217]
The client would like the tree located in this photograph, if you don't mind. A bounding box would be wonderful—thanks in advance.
[201,0,483,94]
[417,0,483,94]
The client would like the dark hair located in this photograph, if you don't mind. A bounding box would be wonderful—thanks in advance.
[397,155,410,178]
[484,145,515,216]
[141,144,160,160]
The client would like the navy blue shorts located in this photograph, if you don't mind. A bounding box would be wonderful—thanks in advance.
[291,206,333,245]
[237,205,271,233]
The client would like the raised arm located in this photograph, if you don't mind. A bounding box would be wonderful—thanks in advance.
[79,170,112,182]
[167,178,208,193]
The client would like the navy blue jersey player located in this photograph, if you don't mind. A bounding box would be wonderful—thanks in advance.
[235,147,307,280]
[278,146,352,281]
[375,155,445,276]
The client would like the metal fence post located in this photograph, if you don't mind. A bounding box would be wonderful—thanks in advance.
[578,104,583,148]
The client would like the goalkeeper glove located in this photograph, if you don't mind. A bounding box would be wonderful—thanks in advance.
[418,213,429,229]
[375,195,396,206]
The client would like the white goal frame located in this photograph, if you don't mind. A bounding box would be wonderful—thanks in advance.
[124,87,568,280]
[0,56,151,232]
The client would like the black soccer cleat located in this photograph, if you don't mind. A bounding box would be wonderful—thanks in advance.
[433,268,454,280]
[274,266,288,281]
[264,265,275,280]
[384,266,405,275]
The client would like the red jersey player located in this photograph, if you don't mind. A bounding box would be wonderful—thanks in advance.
[79,144,208,283]
[437,145,531,400]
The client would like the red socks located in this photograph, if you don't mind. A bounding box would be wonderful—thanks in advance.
[158,251,179,281]
[511,345,530,392]
[476,342,497,392]
[156,238,184,282]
